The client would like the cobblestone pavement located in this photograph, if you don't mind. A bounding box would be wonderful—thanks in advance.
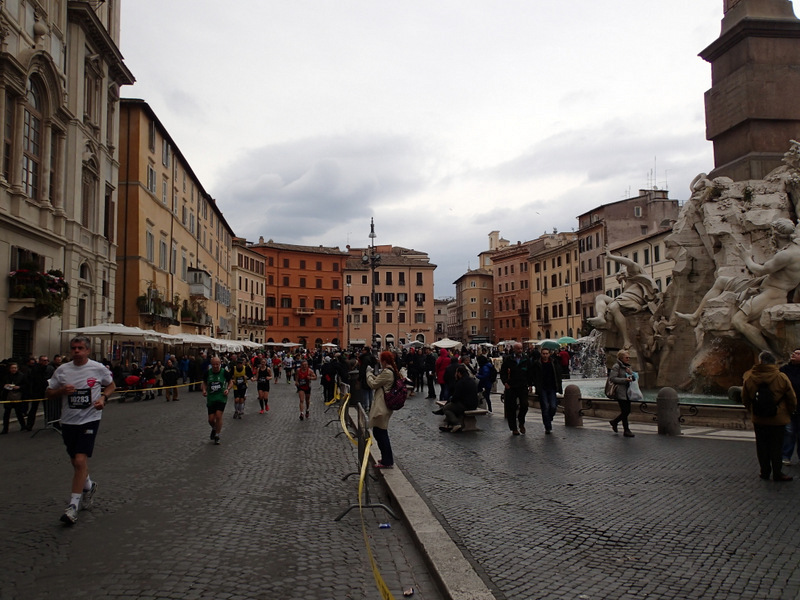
[388,393,800,600]
[0,381,443,600]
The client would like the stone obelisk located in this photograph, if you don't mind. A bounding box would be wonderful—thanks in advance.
[701,0,800,180]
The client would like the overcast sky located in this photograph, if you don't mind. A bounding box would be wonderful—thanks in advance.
[120,0,726,294]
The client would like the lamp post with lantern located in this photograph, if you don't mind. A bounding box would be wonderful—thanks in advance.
[361,218,381,352]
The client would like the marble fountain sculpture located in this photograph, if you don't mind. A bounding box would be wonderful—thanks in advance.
[589,141,800,394]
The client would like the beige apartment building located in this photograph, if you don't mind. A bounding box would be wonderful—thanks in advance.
[453,268,493,344]
[344,245,436,349]
[0,1,134,358]
[434,298,450,342]
[117,99,235,339]
[603,230,675,298]
[529,233,580,341]
[576,189,679,333]
[233,238,266,344]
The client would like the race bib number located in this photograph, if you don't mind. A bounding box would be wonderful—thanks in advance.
[209,381,223,394]
[68,388,92,409]
[236,376,245,385]
[298,378,309,386]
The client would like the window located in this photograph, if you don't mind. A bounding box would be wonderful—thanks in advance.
[314,299,324,309]
[181,250,187,280]
[317,261,323,270]
[414,293,425,306]
[171,242,177,273]
[316,278,322,288]
[145,229,154,263]
[283,258,289,268]
[80,166,97,228]
[654,245,660,262]
[386,272,393,286]
[414,313,425,323]
[282,317,289,326]
[399,312,406,323]
[362,275,368,284]
[386,312,393,324]
[398,272,405,286]
[22,80,42,199]
[146,165,156,194]
[300,260,306,269]
[162,140,171,167]
[299,277,306,288]
[281,297,292,308]
[148,120,156,151]
[299,317,306,327]
[416,272,423,286]
[282,276,289,286]
[634,206,642,217]
[360,296,370,305]
[159,238,167,270]
[266,296,276,307]
[333,280,339,289]
[345,275,352,285]
[470,297,477,303]
[644,248,650,265]
[333,263,339,272]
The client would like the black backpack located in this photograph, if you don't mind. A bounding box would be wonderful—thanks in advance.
[752,382,778,417]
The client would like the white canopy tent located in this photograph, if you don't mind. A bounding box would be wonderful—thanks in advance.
[432,338,462,350]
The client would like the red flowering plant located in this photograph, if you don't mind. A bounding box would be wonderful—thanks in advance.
[9,268,70,318]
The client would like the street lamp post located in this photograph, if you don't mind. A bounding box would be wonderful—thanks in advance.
[345,282,351,349]
[362,218,381,353]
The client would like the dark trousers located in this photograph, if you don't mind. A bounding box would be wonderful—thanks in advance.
[504,386,529,431]
[611,399,632,431]
[539,389,558,431]
[26,401,40,430]
[372,426,393,466]
[426,373,436,398]
[482,388,492,412]
[755,423,786,478]
[443,402,467,426]
[2,401,27,432]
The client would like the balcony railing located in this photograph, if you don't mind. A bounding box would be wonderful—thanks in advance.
[295,307,315,315]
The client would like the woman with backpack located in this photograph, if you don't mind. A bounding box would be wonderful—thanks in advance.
[367,351,400,469]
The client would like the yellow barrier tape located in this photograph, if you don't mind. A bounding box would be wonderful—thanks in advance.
[325,383,341,406]
[0,380,200,404]
[358,437,396,600]
[338,394,357,446]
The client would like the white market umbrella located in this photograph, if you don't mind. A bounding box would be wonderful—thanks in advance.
[432,338,462,350]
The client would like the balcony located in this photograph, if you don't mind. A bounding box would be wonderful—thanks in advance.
[9,268,69,318]
[295,307,315,316]
[518,308,530,317]
[239,317,267,328]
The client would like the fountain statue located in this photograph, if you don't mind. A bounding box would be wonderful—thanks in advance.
[592,141,800,394]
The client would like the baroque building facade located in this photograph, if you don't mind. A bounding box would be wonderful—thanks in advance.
[117,99,235,339]
[0,0,133,358]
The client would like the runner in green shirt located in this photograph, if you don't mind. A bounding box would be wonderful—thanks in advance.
[202,356,232,445]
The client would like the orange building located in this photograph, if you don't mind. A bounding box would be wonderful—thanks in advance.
[250,239,347,348]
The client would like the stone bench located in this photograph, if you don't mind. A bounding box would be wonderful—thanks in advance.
[435,400,489,431]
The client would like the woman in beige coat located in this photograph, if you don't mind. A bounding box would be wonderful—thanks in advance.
[367,351,399,469]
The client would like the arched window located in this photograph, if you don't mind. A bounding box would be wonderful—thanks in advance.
[81,160,99,229]
[79,263,91,281]
[22,79,43,200]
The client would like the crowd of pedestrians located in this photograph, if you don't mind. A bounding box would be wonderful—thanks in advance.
[7,336,800,528]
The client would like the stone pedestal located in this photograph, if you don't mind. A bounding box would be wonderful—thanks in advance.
[562,385,583,427]
[657,387,682,436]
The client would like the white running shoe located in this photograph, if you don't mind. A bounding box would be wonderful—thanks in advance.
[81,482,97,510]
[60,504,78,525]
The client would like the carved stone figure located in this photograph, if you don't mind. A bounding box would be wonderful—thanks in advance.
[587,247,661,350]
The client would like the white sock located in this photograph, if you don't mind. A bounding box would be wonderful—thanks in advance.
[83,476,93,492]
[70,493,82,508]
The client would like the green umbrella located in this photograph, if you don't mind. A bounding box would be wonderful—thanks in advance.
[557,336,578,345]
[540,340,560,351]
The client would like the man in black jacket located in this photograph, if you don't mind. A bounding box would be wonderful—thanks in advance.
[162,359,181,402]
[500,343,533,435]
[532,348,563,434]
[435,365,479,433]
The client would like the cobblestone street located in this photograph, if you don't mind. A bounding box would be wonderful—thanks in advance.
[0,381,441,600]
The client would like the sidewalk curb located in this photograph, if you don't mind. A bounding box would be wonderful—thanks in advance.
[369,445,497,600]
